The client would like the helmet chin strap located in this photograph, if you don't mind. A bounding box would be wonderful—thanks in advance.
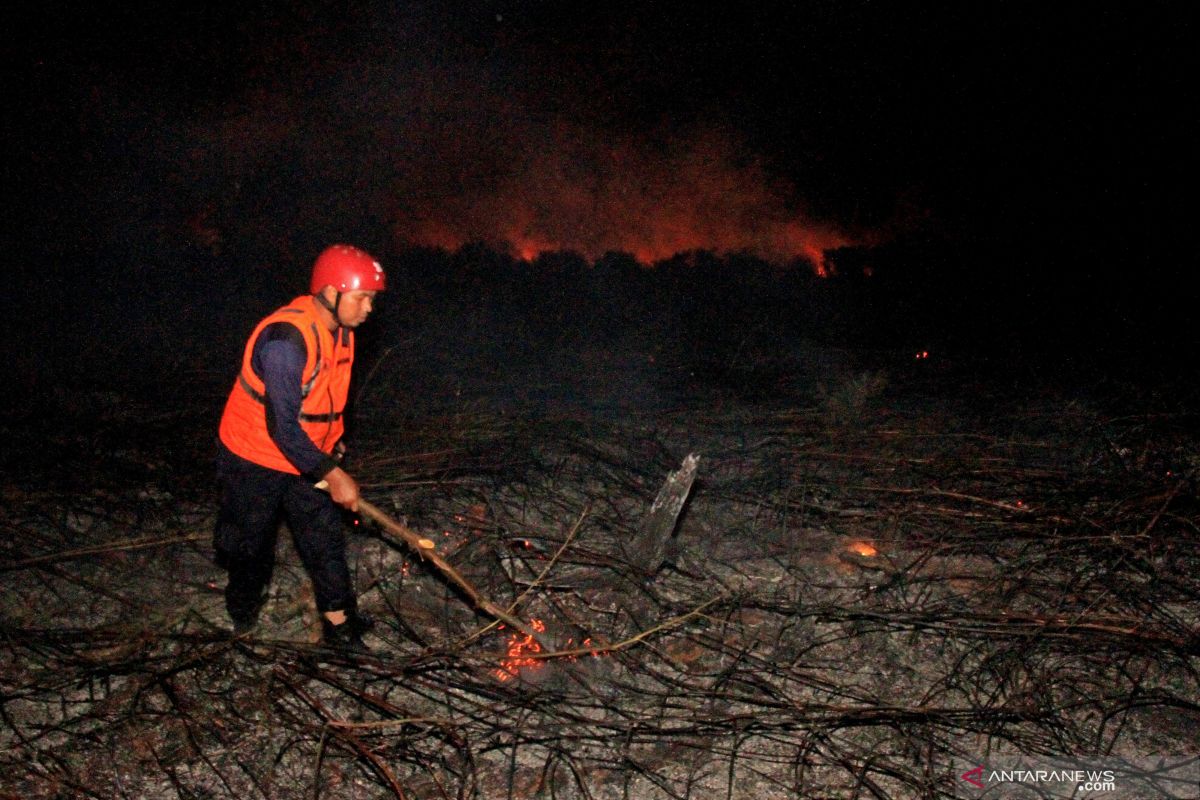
[315,289,343,326]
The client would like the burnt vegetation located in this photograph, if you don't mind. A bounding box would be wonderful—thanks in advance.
[5,245,1200,798]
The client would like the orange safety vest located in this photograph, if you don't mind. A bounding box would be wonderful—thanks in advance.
[219,295,354,474]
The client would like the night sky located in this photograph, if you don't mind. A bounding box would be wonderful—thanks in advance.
[7,1,1194,379]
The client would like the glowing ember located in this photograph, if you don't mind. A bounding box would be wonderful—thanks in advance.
[495,618,547,682]
[453,504,489,532]
[848,541,878,558]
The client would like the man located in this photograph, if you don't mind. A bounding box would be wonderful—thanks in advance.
[214,244,385,650]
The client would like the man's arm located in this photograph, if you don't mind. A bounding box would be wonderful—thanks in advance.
[255,326,360,510]
[255,324,338,479]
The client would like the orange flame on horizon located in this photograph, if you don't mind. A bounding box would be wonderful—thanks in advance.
[393,124,855,275]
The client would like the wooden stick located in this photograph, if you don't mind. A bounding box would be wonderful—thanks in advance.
[354,498,552,651]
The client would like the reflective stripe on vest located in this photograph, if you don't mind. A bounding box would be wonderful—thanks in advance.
[235,374,344,422]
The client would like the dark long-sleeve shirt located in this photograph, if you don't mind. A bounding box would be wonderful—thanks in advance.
[252,323,339,479]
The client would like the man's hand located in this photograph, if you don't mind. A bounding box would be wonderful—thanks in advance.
[322,466,360,512]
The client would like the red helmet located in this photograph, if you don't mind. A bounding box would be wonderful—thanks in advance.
[310,244,386,293]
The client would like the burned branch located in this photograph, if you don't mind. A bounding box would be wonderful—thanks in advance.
[2,369,1199,799]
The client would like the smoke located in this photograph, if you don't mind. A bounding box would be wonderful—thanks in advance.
[394,119,851,265]
[165,6,856,270]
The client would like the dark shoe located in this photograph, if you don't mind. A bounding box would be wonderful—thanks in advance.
[228,592,267,636]
[322,614,371,652]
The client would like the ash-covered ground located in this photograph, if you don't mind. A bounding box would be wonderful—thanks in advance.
[4,253,1199,799]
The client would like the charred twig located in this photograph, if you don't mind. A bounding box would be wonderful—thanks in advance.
[4,379,1200,799]
[0,532,207,571]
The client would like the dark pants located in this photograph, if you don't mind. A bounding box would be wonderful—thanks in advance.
[213,444,355,623]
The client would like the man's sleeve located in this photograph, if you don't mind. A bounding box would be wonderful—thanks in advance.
[253,323,340,480]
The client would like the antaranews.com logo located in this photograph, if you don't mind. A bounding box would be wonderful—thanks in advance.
[957,756,1199,797]
[961,764,1116,793]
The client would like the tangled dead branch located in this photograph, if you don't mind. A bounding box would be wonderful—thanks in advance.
[2,375,1199,798]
